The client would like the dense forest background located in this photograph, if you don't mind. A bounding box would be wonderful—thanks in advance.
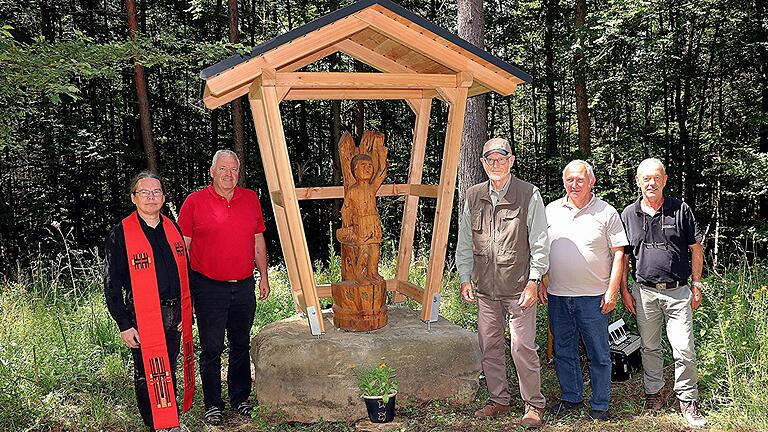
[1,0,767,274]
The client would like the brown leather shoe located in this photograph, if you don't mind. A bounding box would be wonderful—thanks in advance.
[644,392,665,411]
[474,401,511,418]
[521,404,545,429]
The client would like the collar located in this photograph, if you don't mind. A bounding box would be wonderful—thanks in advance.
[560,193,596,211]
[136,213,164,230]
[486,175,513,202]
[632,195,670,215]
[206,184,240,201]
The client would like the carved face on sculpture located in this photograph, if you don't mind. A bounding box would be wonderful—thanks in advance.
[351,154,374,182]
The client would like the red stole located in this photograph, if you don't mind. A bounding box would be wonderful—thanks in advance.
[122,212,195,429]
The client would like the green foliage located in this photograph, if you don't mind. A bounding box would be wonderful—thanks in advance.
[354,361,399,403]
[0,259,139,430]
[693,261,768,429]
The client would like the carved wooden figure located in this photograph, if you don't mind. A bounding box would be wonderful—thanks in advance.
[331,131,389,331]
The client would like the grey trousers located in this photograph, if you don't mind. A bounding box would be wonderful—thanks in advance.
[632,282,699,401]
[477,296,546,408]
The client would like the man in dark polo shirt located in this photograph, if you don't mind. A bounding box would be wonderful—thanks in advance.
[177,149,270,425]
[620,158,706,428]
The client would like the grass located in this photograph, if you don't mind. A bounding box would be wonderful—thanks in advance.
[1,235,767,431]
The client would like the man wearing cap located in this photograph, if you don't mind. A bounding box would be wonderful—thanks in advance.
[177,149,270,425]
[541,160,627,421]
[455,138,549,428]
[620,158,706,428]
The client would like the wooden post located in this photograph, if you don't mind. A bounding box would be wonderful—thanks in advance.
[248,81,305,313]
[394,98,432,303]
[249,74,325,334]
[420,84,469,321]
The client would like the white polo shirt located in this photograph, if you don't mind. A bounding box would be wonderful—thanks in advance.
[546,195,628,296]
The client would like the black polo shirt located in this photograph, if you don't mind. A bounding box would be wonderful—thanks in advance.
[621,196,702,285]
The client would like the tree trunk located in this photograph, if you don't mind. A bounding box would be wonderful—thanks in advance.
[457,0,487,206]
[229,0,246,185]
[544,0,558,191]
[757,0,768,219]
[574,0,591,156]
[126,0,157,171]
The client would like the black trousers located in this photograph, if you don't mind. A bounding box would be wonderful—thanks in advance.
[130,303,181,430]
[191,271,256,410]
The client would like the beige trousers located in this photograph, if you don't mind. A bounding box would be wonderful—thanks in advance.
[477,296,546,408]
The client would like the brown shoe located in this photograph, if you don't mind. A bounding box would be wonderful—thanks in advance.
[521,404,544,429]
[474,401,511,418]
[644,392,665,411]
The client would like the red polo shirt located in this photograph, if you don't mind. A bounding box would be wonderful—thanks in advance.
[177,185,266,281]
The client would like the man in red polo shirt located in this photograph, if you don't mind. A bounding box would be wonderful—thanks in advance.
[177,149,270,425]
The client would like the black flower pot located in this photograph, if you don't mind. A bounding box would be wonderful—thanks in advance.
[363,393,396,423]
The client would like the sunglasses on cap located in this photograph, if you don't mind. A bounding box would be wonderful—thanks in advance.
[482,148,511,158]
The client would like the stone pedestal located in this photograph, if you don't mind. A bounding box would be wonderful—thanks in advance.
[250,308,482,423]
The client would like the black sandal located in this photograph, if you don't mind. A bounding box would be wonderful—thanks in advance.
[203,406,223,425]
[235,401,253,417]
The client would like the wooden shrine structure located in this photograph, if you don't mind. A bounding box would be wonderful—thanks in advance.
[200,0,531,336]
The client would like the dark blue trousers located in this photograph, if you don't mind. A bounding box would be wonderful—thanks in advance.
[548,294,612,411]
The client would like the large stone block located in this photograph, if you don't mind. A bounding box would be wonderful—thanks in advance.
[251,308,482,423]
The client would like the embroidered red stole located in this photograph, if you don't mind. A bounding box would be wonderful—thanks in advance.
[123,212,195,429]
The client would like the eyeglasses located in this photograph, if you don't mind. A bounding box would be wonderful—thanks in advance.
[134,189,164,198]
[483,157,510,167]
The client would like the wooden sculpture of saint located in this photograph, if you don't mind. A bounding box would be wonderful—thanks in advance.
[332,131,389,331]
[337,131,388,283]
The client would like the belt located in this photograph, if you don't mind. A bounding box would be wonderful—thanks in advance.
[160,297,181,306]
[192,271,252,284]
[639,281,687,290]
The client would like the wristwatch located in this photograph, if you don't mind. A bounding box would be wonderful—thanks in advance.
[529,278,542,287]
[692,281,704,290]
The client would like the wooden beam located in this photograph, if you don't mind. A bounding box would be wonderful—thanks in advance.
[204,82,252,109]
[275,86,291,103]
[248,80,304,314]
[394,99,431,303]
[274,72,459,89]
[397,281,424,304]
[251,80,325,334]
[335,39,425,113]
[434,87,458,105]
[283,88,427,100]
[421,86,469,321]
[355,9,517,96]
[206,15,368,98]
[270,190,284,208]
[277,44,340,73]
[295,183,415,200]
[409,184,438,198]
[317,284,331,298]
[263,84,325,333]
[336,39,416,74]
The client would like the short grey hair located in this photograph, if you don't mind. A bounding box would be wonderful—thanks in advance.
[636,158,666,176]
[128,170,166,196]
[211,149,240,168]
[562,159,595,184]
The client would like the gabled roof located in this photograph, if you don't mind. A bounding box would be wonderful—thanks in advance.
[200,0,530,108]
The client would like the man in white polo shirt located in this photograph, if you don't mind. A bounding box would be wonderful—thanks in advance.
[541,160,627,421]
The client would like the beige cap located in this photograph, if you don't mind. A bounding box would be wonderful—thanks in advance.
[482,138,512,158]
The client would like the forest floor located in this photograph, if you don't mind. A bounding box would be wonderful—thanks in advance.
[171,359,759,432]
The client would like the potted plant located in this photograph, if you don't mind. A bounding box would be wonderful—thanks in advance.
[355,361,399,423]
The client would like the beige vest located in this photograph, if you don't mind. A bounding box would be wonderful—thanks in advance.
[466,176,534,299]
